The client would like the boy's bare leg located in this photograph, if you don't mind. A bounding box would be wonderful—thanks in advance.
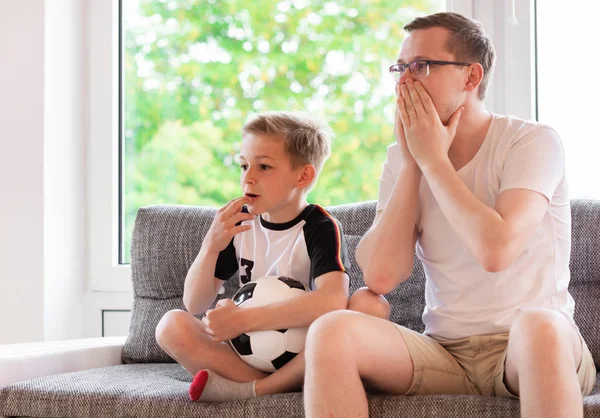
[304,310,414,418]
[504,309,584,418]
[156,309,267,382]
[158,309,305,399]
[255,351,306,396]
[348,287,390,319]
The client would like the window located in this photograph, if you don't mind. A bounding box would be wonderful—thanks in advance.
[120,0,446,263]
[536,0,600,199]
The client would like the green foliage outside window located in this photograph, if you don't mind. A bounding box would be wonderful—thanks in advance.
[122,0,444,262]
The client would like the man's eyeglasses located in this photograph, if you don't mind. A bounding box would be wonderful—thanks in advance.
[389,60,471,82]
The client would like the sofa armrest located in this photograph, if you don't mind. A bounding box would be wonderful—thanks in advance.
[0,336,126,388]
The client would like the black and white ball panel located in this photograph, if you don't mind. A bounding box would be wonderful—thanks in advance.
[230,332,252,356]
[232,282,256,306]
[234,276,306,309]
[278,276,307,291]
[229,276,309,373]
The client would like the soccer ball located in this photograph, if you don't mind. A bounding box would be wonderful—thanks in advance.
[229,276,309,373]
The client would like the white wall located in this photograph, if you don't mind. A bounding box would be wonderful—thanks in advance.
[0,0,87,344]
[43,0,87,341]
[0,2,46,344]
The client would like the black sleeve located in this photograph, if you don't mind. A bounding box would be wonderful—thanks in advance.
[304,210,351,285]
[214,238,238,280]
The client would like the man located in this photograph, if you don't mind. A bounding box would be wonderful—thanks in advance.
[303,12,596,418]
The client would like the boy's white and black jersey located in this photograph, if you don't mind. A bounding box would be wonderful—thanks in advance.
[214,204,350,290]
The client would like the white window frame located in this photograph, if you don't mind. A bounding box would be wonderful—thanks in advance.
[474,0,536,120]
[88,0,131,293]
[88,0,525,294]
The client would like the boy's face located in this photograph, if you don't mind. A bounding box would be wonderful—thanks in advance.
[239,133,306,221]
[396,27,470,123]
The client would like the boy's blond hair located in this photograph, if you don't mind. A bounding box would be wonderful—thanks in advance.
[242,111,333,188]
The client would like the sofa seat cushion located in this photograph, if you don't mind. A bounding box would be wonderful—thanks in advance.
[2,363,600,417]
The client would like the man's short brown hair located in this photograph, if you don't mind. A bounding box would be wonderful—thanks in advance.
[242,111,333,188]
[404,12,496,100]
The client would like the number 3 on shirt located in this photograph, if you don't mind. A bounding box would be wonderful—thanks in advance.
[240,258,254,284]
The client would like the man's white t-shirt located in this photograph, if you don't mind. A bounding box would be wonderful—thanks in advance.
[377,114,575,339]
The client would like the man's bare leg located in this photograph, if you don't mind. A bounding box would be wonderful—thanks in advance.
[504,309,584,418]
[241,286,395,397]
[253,285,392,397]
[304,310,414,418]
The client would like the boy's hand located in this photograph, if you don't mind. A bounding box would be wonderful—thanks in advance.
[202,299,246,342]
[204,196,255,253]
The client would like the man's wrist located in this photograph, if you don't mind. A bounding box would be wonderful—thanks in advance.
[401,160,422,174]
[399,162,423,183]
[419,156,452,176]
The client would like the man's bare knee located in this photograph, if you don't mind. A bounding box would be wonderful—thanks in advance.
[306,311,357,363]
[309,311,415,396]
[348,287,390,320]
[505,309,583,395]
[509,309,580,366]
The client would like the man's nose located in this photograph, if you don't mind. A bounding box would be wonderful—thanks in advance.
[399,69,414,85]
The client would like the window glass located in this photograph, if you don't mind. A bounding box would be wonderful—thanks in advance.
[536,1,600,200]
[121,0,445,262]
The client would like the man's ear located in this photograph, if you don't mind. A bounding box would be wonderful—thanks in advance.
[297,164,317,190]
[465,63,484,93]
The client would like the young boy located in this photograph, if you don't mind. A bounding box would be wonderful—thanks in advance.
[155,111,351,402]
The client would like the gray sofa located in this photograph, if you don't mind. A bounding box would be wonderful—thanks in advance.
[1,200,599,417]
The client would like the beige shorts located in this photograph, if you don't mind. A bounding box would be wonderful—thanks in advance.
[393,324,597,398]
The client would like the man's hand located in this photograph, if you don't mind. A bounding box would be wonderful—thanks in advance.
[202,299,247,342]
[394,83,419,171]
[204,196,255,253]
[397,79,464,170]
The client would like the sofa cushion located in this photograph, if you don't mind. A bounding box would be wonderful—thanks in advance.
[1,364,599,418]
[570,200,600,286]
[124,205,232,363]
[569,200,600,368]
[124,200,600,370]
[325,200,377,236]
[129,205,217,300]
